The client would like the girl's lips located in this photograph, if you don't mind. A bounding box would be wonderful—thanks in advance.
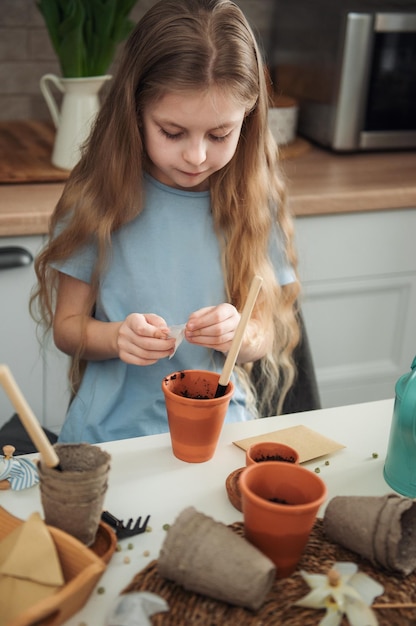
[180,170,206,177]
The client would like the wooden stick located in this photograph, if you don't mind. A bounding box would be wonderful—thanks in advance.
[373,602,416,609]
[0,364,60,468]
[215,275,263,398]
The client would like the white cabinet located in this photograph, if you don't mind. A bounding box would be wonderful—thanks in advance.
[0,235,69,433]
[295,208,416,409]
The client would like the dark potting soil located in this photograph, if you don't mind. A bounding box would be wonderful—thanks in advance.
[179,391,211,399]
[166,372,186,381]
[268,497,291,505]
[255,454,296,463]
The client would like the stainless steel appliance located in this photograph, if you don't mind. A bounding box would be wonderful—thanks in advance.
[270,1,416,151]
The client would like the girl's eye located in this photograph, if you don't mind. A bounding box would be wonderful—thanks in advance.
[160,128,183,140]
[209,133,230,143]
[159,128,231,142]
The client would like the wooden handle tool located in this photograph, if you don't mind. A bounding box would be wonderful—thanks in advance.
[0,364,61,469]
[215,275,263,398]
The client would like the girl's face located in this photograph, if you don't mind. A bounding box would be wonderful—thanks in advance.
[141,88,246,191]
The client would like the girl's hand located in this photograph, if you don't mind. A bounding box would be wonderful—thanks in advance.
[54,274,175,364]
[185,304,270,363]
[117,313,176,365]
[185,304,240,353]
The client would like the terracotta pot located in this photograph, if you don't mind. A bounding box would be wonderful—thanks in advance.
[246,441,299,466]
[162,370,234,463]
[239,461,327,578]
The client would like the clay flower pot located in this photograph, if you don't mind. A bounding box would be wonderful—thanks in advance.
[161,370,234,463]
[239,461,327,578]
[246,441,299,466]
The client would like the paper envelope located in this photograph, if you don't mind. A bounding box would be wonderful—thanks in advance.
[0,511,64,626]
[233,424,345,463]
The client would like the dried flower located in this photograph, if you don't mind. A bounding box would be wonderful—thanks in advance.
[295,561,384,626]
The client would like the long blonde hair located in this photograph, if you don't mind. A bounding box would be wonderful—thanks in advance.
[31,0,301,415]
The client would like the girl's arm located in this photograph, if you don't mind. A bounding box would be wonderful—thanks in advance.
[53,273,175,365]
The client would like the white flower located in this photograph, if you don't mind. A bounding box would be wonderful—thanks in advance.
[295,561,384,626]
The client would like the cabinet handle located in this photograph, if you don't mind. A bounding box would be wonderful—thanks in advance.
[0,246,33,270]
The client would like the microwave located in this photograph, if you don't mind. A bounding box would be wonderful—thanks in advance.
[270,3,416,151]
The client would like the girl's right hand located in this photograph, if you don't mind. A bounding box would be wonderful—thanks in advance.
[117,313,176,365]
[54,274,175,364]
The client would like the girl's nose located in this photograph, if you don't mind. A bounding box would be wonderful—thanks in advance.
[183,139,207,166]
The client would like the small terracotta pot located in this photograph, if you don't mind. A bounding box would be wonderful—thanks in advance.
[246,441,299,466]
[162,370,234,463]
[239,461,327,578]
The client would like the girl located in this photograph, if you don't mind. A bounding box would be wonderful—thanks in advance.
[31,0,301,443]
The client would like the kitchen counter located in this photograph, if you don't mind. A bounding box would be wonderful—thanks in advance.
[1,136,416,236]
[0,183,63,236]
[283,146,416,217]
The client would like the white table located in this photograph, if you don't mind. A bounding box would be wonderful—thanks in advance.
[2,398,396,625]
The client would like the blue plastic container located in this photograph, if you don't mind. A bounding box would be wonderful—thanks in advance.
[384,357,416,497]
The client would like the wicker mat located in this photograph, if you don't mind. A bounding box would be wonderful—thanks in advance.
[122,519,416,626]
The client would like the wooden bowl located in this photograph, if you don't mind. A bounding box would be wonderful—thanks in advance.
[225,467,244,512]
[90,520,117,564]
[0,506,115,626]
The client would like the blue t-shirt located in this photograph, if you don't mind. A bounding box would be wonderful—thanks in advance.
[56,174,295,443]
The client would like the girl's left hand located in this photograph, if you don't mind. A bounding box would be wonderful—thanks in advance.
[185,304,240,353]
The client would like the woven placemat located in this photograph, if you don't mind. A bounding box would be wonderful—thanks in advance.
[123,519,416,626]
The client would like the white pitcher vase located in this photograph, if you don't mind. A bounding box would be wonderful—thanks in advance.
[40,74,112,170]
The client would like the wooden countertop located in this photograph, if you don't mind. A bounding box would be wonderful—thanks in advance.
[0,183,64,237]
[283,147,416,217]
[0,130,415,236]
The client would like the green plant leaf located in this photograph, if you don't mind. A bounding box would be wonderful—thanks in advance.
[36,0,61,52]
[37,0,138,77]
[58,0,86,77]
